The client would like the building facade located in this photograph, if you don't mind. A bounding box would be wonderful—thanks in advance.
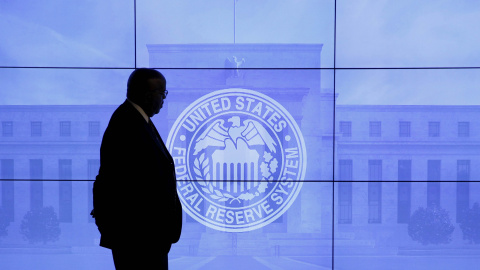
[0,44,479,256]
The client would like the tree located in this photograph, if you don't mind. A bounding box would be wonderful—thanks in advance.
[0,208,10,241]
[408,206,454,245]
[459,202,480,244]
[20,206,61,244]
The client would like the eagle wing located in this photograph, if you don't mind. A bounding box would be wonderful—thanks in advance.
[241,120,277,153]
[224,57,235,69]
[193,119,229,155]
[224,57,235,78]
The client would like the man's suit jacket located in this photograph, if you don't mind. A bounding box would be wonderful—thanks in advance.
[93,100,182,252]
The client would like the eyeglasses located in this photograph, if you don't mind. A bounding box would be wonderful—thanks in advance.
[161,90,168,98]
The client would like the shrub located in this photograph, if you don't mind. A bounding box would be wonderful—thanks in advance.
[0,208,10,241]
[459,202,480,244]
[20,206,61,244]
[408,206,454,245]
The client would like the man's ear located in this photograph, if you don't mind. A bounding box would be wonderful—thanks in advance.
[142,91,155,105]
[140,92,155,116]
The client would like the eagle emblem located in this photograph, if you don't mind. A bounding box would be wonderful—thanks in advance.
[192,116,279,204]
[167,89,306,232]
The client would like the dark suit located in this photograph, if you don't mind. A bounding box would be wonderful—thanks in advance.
[93,100,182,265]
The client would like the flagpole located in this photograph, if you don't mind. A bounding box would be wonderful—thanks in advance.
[234,0,236,43]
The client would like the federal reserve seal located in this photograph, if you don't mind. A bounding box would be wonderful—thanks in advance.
[167,89,306,232]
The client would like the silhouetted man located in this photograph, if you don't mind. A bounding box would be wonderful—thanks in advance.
[93,68,182,269]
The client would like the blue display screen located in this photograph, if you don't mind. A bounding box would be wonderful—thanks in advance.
[1,1,480,269]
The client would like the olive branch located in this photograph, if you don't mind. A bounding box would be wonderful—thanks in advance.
[192,150,276,204]
[193,154,236,203]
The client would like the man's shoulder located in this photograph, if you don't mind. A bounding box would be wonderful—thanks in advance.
[109,101,140,124]
[102,102,140,137]
[112,101,132,117]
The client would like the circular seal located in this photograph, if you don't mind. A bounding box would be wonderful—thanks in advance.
[167,89,306,232]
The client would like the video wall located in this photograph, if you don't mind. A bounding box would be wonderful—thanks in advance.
[1,1,480,269]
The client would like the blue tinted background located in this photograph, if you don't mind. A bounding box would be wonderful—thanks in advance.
[1,0,480,269]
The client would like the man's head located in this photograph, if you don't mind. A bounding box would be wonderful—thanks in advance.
[126,68,167,117]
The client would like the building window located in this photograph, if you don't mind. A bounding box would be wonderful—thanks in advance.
[30,159,43,210]
[2,121,13,137]
[368,160,382,223]
[339,182,352,224]
[427,182,440,208]
[457,160,470,181]
[427,160,441,208]
[457,160,470,223]
[87,159,100,180]
[368,160,382,181]
[369,121,381,137]
[88,121,100,137]
[59,159,72,223]
[368,182,382,223]
[59,121,71,137]
[338,160,353,224]
[339,159,353,180]
[397,160,411,223]
[458,122,470,137]
[31,121,42,137]
[398,182,411,223]
[399,121,411,137]
[427,160,441,181]
[428,121,440,137]
[0,159,14,180]
[398,160,412,181]
[1,159,14,222]
[339,121,352,137]
[87,159,100,223]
